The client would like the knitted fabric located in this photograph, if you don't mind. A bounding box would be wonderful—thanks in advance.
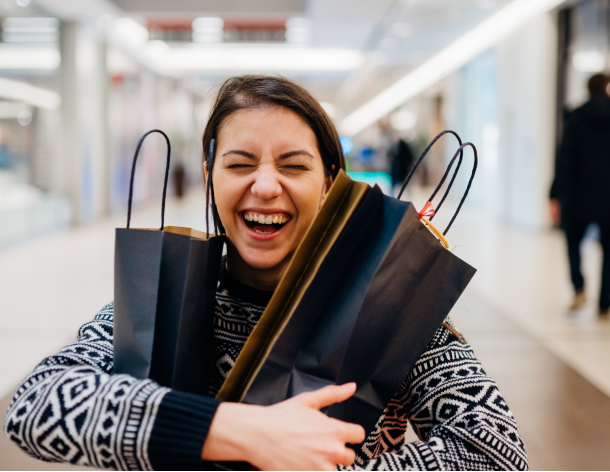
[204,270,528,471]
[4,276,528,470]
[3,303,220,470]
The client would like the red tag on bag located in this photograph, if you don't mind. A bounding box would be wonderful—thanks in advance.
[418,201,436,218]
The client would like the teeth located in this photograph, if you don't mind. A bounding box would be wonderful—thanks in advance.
[244,212,289,225]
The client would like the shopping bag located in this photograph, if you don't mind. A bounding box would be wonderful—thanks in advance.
[113,129,224,395]
[217,131,477,444]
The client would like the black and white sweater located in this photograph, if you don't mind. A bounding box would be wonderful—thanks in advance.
[3,267,528,470]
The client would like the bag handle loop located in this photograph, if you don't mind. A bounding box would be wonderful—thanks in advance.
[397,130,478,235]
[126,129,171,230]
[397,130,464,207]
[438,142,478,235]
[205,138,220,238]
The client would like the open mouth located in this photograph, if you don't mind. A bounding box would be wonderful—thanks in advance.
[243,211,290,234]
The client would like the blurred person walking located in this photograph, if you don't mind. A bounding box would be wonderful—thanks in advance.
[389,137,415,195]
[550,73,610,318]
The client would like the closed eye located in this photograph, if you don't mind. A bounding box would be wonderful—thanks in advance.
[227,164,254,169]
[283,165,309,171]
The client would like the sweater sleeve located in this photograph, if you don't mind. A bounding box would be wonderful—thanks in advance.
[341,321,529,471]
[3,302,221,471]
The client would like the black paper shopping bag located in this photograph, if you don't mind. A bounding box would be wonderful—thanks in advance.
[113,129,224,395]
[217,131,478,444]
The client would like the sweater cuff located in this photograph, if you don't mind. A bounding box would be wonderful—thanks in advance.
[148,390,222,471]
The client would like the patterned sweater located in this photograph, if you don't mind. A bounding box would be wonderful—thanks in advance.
[4,267,528,470]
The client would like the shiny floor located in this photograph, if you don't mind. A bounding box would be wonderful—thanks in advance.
[1,190,610,470]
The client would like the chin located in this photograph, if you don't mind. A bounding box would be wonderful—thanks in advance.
[242,250,288,271]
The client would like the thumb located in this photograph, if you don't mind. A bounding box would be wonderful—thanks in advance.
[296,383,357,410]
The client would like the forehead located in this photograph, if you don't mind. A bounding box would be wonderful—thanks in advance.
[217,106,318,149]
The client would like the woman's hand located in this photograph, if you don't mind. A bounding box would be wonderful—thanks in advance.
[202,383,365,470]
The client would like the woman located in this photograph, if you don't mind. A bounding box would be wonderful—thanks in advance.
[4,75,528,471]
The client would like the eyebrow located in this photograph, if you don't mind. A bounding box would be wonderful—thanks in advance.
[280,150,315,159]
[222,150,256,159]
[221,149,315,159]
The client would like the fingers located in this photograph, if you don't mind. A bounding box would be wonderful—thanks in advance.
[338,447,357,467]
[344,423,366,445]
[296,383,357,410]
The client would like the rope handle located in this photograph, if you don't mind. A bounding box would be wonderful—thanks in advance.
[126,129,171,230]
[397,130,477,235]
[421,217,449,249]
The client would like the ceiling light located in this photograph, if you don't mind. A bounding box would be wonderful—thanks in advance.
[0,77,60,109]
[0,48,60,70]
[285,17,310,44]
[192,17,224,44]
[16,0,31,6]
[341,0,568,135]
[161,46,363,72]
[572,51,604,72]
[192,17,224,31]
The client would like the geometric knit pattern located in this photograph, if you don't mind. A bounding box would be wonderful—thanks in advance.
[3,302,169,470]
[208,287,266,397]
[343,320,528,471]
[4,297,529,471]
[202,282,529,471]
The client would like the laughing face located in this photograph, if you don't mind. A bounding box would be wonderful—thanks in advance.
[212,106,333,290]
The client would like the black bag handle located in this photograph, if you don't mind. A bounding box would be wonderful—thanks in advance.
[126,129,171,230]
[397,130,477,235]
[205,138,219,238]
[435,142,478,234]
[397,130,463,211]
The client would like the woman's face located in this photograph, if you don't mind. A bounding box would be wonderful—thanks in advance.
[212,106,332,283]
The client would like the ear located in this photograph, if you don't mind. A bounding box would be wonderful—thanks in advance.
[320,165,335,204]
[204,163,209,180]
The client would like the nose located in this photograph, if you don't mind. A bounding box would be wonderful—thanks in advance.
[250,167,282,201]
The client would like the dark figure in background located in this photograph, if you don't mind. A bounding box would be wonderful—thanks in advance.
[389,138,415,190]
[172,161,186,198]
[550,73,610,317]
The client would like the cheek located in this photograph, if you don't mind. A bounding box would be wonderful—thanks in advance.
[213,174,248,225]
[290,179,326,224]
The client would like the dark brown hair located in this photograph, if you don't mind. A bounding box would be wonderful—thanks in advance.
[202,75,345,178]
[588,73,608,97]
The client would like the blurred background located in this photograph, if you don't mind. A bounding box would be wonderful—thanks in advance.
[2,0,610,470]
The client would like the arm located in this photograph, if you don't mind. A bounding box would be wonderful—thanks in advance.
[342,321,528,471]
[3,302,221,471]
[4,303,364,471]
[203,384,365,470]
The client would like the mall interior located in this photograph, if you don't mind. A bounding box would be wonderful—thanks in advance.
[1,0,610,469]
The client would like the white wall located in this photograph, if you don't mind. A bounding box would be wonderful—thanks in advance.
[444,12,558,231]
[496,12,557,230]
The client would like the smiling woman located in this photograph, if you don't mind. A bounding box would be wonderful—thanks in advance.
[3,75,527,472]
[202,75,344,291]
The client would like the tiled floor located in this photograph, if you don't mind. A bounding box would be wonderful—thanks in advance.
[2,190,610,470]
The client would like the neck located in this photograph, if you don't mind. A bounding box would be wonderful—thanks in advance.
[225,246,288,292]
